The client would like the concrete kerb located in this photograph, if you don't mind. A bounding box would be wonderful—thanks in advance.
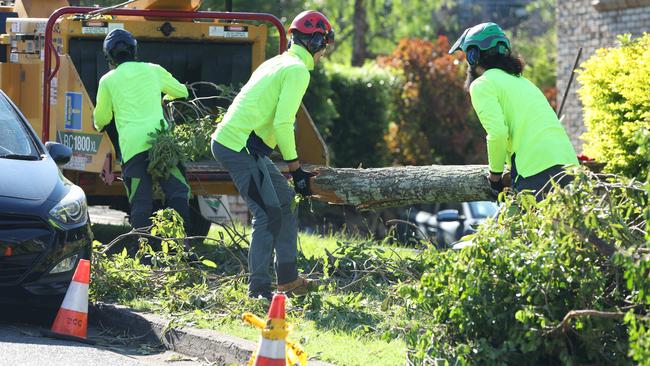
[90,302,335,366]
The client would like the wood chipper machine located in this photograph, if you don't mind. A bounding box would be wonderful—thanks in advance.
[0,0,329,236]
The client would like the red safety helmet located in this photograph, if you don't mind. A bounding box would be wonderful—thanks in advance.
[289,10,334,51]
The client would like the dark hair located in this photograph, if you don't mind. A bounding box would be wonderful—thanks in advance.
[477,48,524,76]
[109,41,136,65]
[113,51,136,64]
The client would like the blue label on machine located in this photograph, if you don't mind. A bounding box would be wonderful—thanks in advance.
[64,92,82,131]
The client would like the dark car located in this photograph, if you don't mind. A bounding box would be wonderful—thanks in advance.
[396,201,498,247]
[0,90,92,305]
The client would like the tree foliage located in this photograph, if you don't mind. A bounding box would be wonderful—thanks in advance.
[201,0,460,64]
[402,170,649,365]
[300,0,459,65]
[503,0,558,108]
[378,37,486,165]
[578,34,650,180]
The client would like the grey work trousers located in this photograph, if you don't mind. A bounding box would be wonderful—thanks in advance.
[211,140,299,294]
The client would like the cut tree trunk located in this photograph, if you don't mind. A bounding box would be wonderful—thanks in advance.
[309,165,494,210]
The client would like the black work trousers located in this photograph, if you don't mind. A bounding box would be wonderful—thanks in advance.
[121,151,191,231]
[510,154,573,201]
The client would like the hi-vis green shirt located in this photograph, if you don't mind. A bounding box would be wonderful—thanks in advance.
[212,44,313,161]
[94,62,188,163]
[469,69,578,177]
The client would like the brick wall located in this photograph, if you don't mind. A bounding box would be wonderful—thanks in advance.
[557,0,650,151]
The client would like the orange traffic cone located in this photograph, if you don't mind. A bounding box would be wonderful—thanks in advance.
[42,259,95,344]
[252,292,289,366]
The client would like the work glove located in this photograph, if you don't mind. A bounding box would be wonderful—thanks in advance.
[291,167,314,197]
[488,174,505,199]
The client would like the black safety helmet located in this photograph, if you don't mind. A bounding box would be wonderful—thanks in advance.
[103,29,138,66]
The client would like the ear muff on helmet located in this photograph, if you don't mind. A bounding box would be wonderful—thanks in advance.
[466,42,510,66]
[307,32,326,54]
[291,31,328,55]
[497,42,509,55]
[466,47,480,66]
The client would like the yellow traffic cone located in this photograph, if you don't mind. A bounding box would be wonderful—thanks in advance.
[252,292,288,365]
[243,292,307,366]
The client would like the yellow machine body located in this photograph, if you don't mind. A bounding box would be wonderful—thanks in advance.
[0,0,329,200]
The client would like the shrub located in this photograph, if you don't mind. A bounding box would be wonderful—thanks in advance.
[378,37,486,165]
[303,63,338,143]
[324,64,396,168]
[578,34,650,180]
[402,170,649,365]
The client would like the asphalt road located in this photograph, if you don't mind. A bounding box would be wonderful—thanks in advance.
[0,306,208,366]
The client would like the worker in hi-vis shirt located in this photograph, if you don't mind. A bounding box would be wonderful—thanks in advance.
[211,11,335,301]
[94,29,191,248]
[450,22,578,200]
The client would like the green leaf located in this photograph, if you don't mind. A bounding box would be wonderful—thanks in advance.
[201,259,217,268]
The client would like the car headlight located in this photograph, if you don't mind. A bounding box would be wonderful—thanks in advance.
[49,185,88,225]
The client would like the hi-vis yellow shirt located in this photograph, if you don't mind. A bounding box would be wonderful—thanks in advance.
[94,62,188,163]
[212,44,314,161]
[470,68,578,177]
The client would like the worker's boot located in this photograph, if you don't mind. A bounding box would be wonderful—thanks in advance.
[277,276,318,296]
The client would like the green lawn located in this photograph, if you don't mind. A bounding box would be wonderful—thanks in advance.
[92,222,414,366]
[190,313,406,365]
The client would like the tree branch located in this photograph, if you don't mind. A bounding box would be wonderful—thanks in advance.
[545,310,626,336]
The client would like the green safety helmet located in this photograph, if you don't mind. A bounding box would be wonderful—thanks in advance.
[449,22,511,65]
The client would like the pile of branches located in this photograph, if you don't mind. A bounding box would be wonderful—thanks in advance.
[403,169,649,365]
[147,82,238,180]
[92,208,255,314]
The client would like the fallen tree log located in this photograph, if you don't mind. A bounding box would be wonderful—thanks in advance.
[309,165,494,210]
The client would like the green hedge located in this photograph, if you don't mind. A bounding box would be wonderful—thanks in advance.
[325,64,396,168]
[578,34,650,180]
[305,64,397,168]
[303,63,338,144]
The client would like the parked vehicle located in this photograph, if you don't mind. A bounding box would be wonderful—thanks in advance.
[0,0,329,236]
[0,89,92,305]
[398,201,498,247]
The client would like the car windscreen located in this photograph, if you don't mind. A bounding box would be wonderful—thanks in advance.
[468,201,498,219]
[0,96,38,158]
